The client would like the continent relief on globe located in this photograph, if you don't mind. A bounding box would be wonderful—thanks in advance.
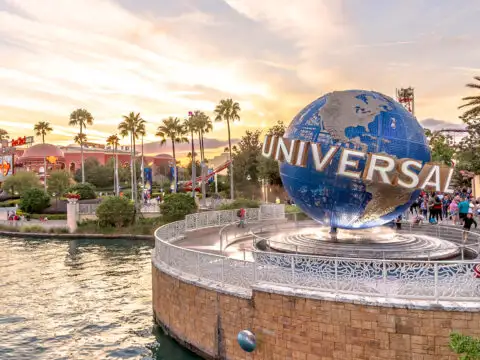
[359,159,453,224]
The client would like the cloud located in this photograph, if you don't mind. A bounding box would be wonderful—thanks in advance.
[140,136,239,156]
[0,0,479,157]
[420,118,466,131]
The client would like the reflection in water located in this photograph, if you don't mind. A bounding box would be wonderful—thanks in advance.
[0,237,200,360]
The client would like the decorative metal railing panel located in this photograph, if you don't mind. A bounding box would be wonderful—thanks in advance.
[153,206,480,302]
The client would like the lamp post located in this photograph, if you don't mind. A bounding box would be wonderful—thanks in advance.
[43,156,47,194]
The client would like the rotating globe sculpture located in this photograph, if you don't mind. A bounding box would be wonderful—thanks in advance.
[279,90,431,229]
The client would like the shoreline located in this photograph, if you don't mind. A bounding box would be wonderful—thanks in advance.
[0,230,154,240]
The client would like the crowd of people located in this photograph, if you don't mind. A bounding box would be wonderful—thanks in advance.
[409,188,478,240]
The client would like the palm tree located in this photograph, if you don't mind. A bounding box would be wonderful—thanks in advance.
[214,98,241,200]
[74,133,87,145]
[156,117,188,193]
[34,121,53,144]
[69,109,94,183]
[106,134,120,195]
[184,115,198,198]
[118,112,146,202]
[459,76,480,121]
[194,111,213,162]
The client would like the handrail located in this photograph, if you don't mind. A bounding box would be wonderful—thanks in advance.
[153,205,480,303]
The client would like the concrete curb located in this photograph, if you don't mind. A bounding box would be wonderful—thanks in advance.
[0,230,154,240]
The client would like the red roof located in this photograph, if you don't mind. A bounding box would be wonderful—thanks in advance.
[18,143,65,162]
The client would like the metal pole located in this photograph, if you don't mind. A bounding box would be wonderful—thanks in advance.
[141,134,144,196]
[44,156,47,193]
[214,172,218,194]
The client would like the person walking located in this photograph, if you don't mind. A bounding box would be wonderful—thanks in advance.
[458,198,471,224]
[462,210,477,244]
[237,207,246,228]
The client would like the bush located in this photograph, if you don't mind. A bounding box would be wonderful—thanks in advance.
[20,188,51,214]
[450,332,480,360]
[96,196,135,227]
[20,225,47,233]
[160,193,197,222]
[30,213,67,220]
[2,172,42,196]
[218,198,260,210]
[65,183,96,200]
[0,199,20,207]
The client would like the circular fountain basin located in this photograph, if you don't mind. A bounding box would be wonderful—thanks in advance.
[259,223,463,260]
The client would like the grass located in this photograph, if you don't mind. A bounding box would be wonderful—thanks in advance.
[76,217,166,236]
[0,223,69,234]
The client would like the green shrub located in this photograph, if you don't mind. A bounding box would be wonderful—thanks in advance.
[96,196,135,227]
[30,213,67,220]
[218,198,260,210]
[65,183,96,200]
[450,332,480,360]
[20,225,47,233]
[0,199,20,207]
[20,188,51,214]
[160,193,197,222]
[0,224,20,232]
[48,227,69,234]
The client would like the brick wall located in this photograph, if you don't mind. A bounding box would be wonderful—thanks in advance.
[152,265,480,360]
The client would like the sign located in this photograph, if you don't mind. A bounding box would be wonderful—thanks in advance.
[11,136,34,147]
[144,168,152,194]
[0,155,14,181]
[46,156,57,164]
[262,135,455,193]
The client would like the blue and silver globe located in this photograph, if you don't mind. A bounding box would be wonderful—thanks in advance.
[280,90,431,229]
[237,330,256,352]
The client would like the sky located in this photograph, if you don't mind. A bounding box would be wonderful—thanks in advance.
[0,0,479,159]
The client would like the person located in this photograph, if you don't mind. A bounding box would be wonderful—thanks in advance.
[395,215,402,230]
[449,198,459,225]
[462,211,477,243]
[458,198,470,223]
[237,207,246,228]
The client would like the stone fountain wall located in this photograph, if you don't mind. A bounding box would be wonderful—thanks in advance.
[152,265,480,360]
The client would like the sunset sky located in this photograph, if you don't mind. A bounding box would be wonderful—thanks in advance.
[0,0,479,158]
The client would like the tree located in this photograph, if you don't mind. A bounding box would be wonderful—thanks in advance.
[184,115,198,197]
[118,112,146,202]
[258,120,285,186]
[186,152,201,178]
[214,98,241,200]
[267,120,286,137]
[458,76,480,121]
[0,129,9,141]
[65,183,96,200]
[424,129,455,166]
[106,134,120,195]
[160,193,197,222]
[156,117,188,193]
[232,130,263,198]
[74,133,87,145]
[73,158,113,188]
[34,121,53,144]
[2,171,42,196]
[96,196,135,227]
[47,170,71,197]
[69,108,94,184]
[20,188,51,213]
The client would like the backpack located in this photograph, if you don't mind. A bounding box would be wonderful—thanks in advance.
[237,209,242,217]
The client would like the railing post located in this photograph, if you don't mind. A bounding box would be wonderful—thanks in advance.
[291,256,295,283]
[334,259,338,294]
[221,258,225,287]
[253,252,257,282]
[197,252,200,279]
[434,262,439,302]
[383,260,387,297]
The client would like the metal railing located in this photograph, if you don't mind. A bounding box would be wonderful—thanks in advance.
[250,221,480,261]
[153,206,480,302]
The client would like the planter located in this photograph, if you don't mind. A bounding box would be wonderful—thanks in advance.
[67,198,78,204]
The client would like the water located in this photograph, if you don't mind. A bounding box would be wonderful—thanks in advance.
[0,237,201,360]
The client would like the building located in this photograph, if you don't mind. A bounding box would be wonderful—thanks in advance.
[13,143,175,183]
